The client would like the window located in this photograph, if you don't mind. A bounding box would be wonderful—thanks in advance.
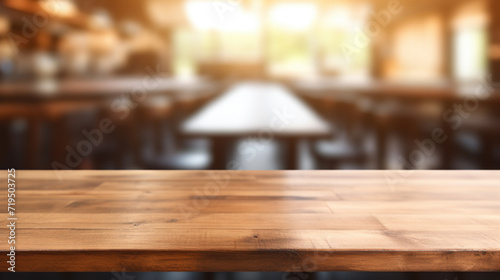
[451,0,488,82]
[319,3,371,78]
[185,0,261,62]
[172,28,197,78]
[267,2,317,77]
[387,14,445,81]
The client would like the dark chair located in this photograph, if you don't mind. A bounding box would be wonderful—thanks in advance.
[0,103,41,169]
[371,99,442,170]
[137,94,212,170]
[452,113,500,169]
[311,92,368,169]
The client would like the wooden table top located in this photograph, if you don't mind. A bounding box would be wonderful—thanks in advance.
[0,77,216,102]
[293,78,500,103]
[2,170,500,272]
[182,82,331,138]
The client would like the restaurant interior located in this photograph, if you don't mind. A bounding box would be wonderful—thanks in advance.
[1,0,500,279]
[1,0,499,172]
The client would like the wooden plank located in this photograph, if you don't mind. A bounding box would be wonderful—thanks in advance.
[1,170,500,272]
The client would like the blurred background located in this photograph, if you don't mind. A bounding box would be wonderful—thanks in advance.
[0,0,499,171]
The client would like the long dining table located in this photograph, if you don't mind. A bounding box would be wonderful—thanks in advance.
[182,82,331,169]
[2,170,500,272]
[0,77,216,102]
[293,78,500,169]
[0,77,218,168]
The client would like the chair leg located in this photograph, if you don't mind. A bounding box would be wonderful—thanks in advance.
[441,118,454,169]
[481,132,495,169]
[26,118,42,169]
[376,118,388,170]
[286,138,299,170]
[52,117,72,168]
[210,138,228,169]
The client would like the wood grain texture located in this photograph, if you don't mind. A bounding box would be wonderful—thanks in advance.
[1,170,500,272]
